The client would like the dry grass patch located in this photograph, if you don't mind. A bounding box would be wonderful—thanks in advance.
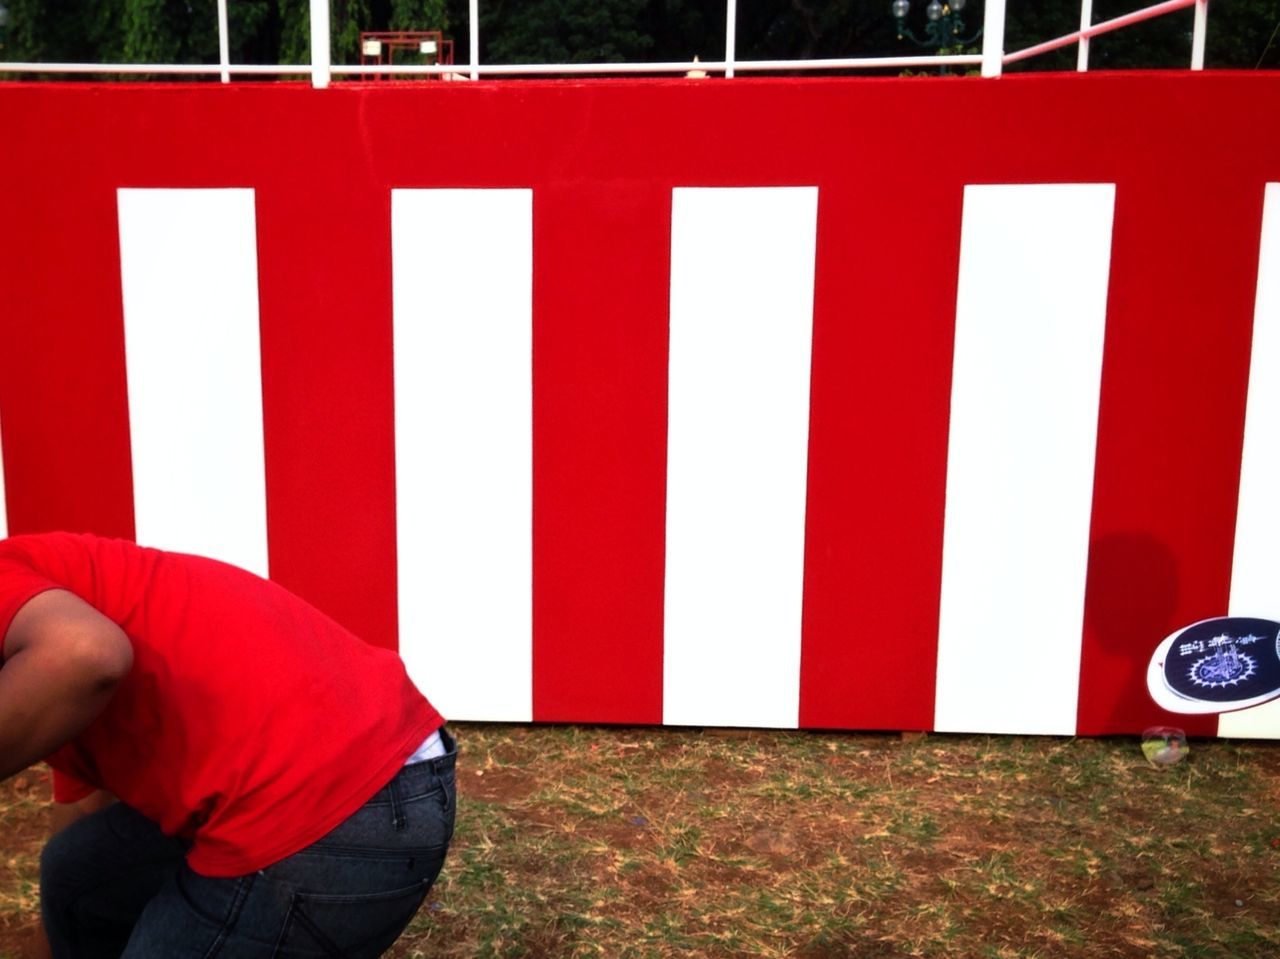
[401,727,1280,959]
[0,771,49,959]
[2,726,1278,958]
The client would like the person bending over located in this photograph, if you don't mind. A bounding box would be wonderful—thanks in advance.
[0,531,454,958]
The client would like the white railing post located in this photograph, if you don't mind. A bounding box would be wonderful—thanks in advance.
[1191,0,1208,69]
[309,0,331,88]
[725,0,737,78]
[981,0,1007,77]
[217,0,231,82]
[470,0,479,80]
[1077,0,1093,71]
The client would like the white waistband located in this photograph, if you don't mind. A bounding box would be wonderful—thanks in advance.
[404,729,446,765]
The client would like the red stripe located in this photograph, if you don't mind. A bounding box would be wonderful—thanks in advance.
[798,176,960,732]
[254,104,401,652]
[1077,177,1261,737]
[531,181,670,723]
[4,79,1280,733]
[0,90,134,540]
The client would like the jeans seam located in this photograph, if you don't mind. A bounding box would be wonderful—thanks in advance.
[270,898,296,958]
[196,873,255,959]
[361,782,446,807]
[287,845,449,861]
[290,904,349,959]
[387,773,407,832]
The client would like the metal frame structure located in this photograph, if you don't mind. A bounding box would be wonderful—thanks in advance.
[0,0,1212,88]
[358,30,456,82]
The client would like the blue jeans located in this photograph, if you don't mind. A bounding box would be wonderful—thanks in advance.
[41,729,456,958]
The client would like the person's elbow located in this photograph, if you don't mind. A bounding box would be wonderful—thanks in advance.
[86,629,132,690]
[62,625,133,694]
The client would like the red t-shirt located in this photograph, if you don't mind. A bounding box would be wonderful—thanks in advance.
[0,532,444,877]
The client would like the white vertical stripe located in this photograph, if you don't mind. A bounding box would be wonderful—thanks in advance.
[1220,184,1280,740]
[663,186,818,729]
[392,189,532,721]
[934,183,1115,735]
[117,189,268,576]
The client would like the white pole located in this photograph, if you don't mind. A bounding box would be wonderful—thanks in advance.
[217,0,230,83]
[1076,0,1093,71]
[1191,0,1208,70]
[981,0,1007,77]
[309,0,330,88]
[725,0,737,78]
[470,0,479,81]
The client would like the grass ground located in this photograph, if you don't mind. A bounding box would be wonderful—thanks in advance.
[3,725,1278,958]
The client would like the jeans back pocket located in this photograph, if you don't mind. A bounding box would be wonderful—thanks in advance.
[271,879,430,958]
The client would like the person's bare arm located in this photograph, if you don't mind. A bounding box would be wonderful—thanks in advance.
[0,589,133,783]
[2,591,130,959]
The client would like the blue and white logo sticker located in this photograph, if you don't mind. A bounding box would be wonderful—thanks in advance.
[1147,617,1280,715]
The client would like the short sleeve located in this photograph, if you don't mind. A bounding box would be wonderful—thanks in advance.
[0,554,63,661]
[51,766,97,804]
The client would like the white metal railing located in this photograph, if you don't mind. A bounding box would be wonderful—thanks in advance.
[217,0,231,82]
[1004,0,1207,68]
[0,0,1211,88]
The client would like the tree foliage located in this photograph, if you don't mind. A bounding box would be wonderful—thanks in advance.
[391,0,448,34]
[478,0,653,64]
[1,0,1275,71]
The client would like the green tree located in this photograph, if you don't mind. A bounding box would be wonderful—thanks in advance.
[641,0,718,62]
[3,0,273,66]
[468,0,653,64]
[277,0,373,64]
[4,0,127,62]
[390,0,448,32]
[121,0,184,63]
[332,0,372,62]
[735,0,897,63]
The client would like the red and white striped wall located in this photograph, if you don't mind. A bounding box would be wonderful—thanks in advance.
[1,74,1278,737]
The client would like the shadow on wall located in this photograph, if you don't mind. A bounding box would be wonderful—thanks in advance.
[1083,530,1188,731]
[1085,531,1180,653]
